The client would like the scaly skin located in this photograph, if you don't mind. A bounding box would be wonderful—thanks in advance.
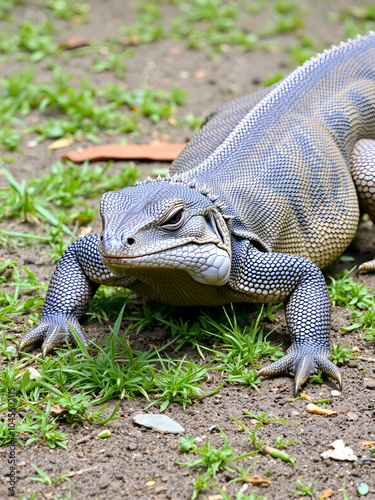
[19,33,375,394]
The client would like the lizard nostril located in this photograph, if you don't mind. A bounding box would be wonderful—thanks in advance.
[126,237,135,246]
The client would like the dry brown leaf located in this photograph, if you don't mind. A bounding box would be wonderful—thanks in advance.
[300,392,313,401]
[346,412,358,421]
[47,137,74,150]
[359,440,375,446]
[50,404,69,417]
[194,70,206,79]
[62,143,186,163]
[320,488,333,499]
[306,403,337,416]
[80,226,93,236]
[246,475,271,487]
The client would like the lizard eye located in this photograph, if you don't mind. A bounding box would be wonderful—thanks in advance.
[160,208,184,230]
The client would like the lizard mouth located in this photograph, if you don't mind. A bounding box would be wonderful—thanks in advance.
[100,243,231,286]
[99,245,185,262]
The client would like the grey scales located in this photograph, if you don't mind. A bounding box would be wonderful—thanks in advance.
[19,32,375,396]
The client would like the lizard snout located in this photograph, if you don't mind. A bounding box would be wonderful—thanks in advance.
[99,234,135,257]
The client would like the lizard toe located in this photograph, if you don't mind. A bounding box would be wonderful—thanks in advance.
[18,323,48,355]
[258,346,343,396]
[19,314,87,357]
[257,353,295,379]
[315,355,343,391]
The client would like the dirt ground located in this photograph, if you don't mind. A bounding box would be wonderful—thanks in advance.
[1,1,375,499]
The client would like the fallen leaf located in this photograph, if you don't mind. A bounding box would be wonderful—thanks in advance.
[169,47,180,55]
[359,441,375,446]
[300,392,313,401]
[194,70,206,79]
[346,412,358,421]
[80,226,93,236]
[62,143,186,163]
[27,367,41,380]
[306,403,337,416]
[320,439,358,461]
[47,137,74,150]
[246,475,271,487]
[50,404,69,417]
[207,495,222,500]
[319,488,333,499]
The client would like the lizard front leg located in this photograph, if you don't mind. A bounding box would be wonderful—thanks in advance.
[19,234,134,357]
[230,240,342,396]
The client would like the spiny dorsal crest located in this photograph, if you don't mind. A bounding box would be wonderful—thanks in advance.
[134,174,231,217]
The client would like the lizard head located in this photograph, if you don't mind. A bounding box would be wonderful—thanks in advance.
[98,180,232,286]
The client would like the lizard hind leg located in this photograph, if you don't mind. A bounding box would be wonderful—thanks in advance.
[350,138,375,274]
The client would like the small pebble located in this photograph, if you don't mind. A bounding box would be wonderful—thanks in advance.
[155,486,168,494]
[133,414,185,434]
[347,360,358,368]
[364,378,375,389]
[23,258,35,265]
[115,474,124,480]
[331,390,341,397]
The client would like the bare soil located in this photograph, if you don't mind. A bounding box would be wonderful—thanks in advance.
[1,1,375,499]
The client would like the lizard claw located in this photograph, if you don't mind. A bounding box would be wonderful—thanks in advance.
[18,314,87,358]
[257,346,342,397]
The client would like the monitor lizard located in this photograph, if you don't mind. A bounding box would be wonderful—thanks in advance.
[19,32,375,395]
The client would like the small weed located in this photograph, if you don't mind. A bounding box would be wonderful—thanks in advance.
[275,436,298,449]
[43,0,90,22]
[230,463,255,483]
[179,435,197,453]
[341,301,375,339]
[328,268,374,309]
[230,416,267,454]
[92,49,135,79]
[242,411,296,425]
[204,305,284,367]
[146,356,221,412]
[191,472,216,500]
[28,466,53,485]
[308,371,324,385]
[176,428,253,477]
[294,478,316,497]
[225,367,261,391]
[332,341,355,364]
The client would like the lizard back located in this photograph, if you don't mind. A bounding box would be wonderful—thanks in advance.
[171,33,375,268]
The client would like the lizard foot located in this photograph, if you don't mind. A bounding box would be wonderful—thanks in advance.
[257,346,342,397]
[18,314,87,358]
[357,258,375,275]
